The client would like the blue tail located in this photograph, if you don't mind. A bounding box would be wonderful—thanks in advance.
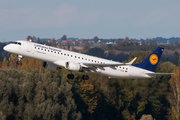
[132,47,164,72]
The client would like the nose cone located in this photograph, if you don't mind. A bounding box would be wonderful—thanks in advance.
[3,45,10,51]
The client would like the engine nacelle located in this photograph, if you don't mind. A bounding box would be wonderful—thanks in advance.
[65,62,82,72]
[42,62,61,70]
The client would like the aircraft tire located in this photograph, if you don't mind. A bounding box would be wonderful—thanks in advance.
[67,74,74,79]
[82,75,89,80]
[17,61,22,65]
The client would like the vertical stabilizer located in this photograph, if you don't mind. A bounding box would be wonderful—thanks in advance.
[132,47,164,72]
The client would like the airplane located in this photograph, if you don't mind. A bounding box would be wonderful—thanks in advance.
[3,40,173,80]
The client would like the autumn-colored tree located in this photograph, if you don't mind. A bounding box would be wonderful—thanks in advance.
[169,67,180,120]
[2,57,8,69]
[8,54,18,69]
[0,61,2,68]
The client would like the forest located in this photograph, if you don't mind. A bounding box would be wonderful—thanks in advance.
[0,41,180,120]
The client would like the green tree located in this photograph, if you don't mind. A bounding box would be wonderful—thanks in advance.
[80,83,98,113]
[51,38,57,47]
[27,35,33,41]
[93,36,99,43]
[61,35,67,41]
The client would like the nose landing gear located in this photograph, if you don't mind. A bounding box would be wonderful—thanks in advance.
[17,55,23,65]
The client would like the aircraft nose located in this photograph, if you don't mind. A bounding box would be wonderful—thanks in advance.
[3,45,10,51]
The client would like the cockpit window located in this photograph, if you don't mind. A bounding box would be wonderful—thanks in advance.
[12,42,21,45]
[17,42,21,45]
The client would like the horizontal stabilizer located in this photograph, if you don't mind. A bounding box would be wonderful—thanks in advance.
[146,72,174,75]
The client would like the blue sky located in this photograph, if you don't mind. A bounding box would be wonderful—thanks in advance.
[0,0,180,41]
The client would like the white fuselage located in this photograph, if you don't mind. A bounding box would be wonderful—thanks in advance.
[3,41,153,79]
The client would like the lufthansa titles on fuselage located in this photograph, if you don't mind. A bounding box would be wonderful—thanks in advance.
[34,44,61,53]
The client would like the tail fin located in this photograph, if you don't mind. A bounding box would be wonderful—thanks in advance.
[132,47,164,72]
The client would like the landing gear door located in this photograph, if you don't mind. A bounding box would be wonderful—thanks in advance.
[27,41,32,52]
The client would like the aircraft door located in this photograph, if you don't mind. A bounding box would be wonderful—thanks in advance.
[27,41,32,52]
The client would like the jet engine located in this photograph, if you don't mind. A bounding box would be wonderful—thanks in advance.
[42,62,61,70]
[65,62,82,72]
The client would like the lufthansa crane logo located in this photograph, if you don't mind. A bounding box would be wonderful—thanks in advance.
[149,54,158,65]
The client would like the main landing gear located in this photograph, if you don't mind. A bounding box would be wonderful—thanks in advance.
[17,55,23,65]
[82,74,89,80]
[67,73,74,79]
[67,72,89,80]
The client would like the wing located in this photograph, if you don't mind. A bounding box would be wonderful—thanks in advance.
[82,57,137,70]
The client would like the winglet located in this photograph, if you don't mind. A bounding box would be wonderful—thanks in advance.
[126,57,137,65]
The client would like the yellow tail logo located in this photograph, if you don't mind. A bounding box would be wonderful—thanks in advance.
[149,54,158,65]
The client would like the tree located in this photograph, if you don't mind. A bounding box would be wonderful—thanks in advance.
[37,37,40,43]
[0,69,82,120]
[83,43,90,50]
[32,36,37,42]
[93,36,99,43]
[2,57,8,69]
[125,37,129,41]
[51,38,57,47]
[80,83,98,113]
[169,67,180,120]
[116,38,124,44]
[61,35,67,41]
[0,61,1,68]
[86,47,105,58]
[66,42,71,50]
[178,57,180,67]
[8,54,18,69]
[27,36,33,41]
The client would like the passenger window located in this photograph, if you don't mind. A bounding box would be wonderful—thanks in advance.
[78,57,80,59]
